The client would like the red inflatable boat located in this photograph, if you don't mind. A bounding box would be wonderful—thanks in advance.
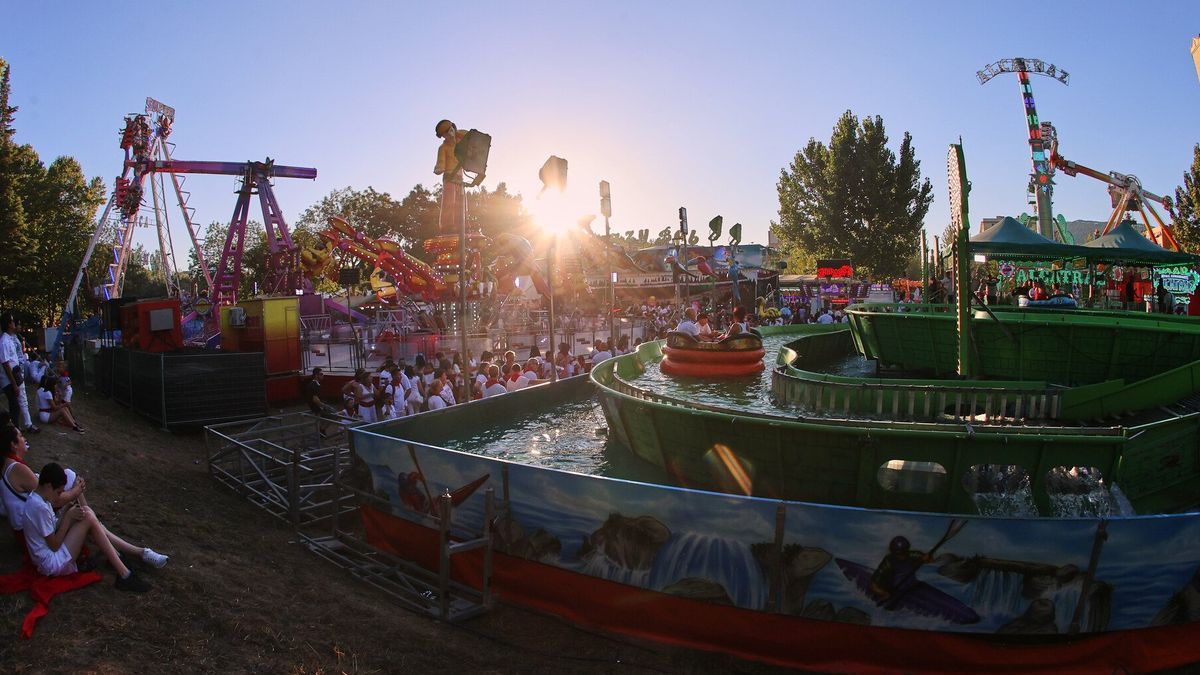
[659,331,766,377]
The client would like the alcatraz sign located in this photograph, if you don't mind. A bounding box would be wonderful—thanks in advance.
[997,261,1092,286]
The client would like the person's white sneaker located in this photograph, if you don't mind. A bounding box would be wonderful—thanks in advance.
[141,548,169,568]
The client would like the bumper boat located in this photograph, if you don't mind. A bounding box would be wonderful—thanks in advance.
[659,331,765,377]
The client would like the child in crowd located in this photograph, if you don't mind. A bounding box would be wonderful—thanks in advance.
[379,392,397,420]
[37,375,82,433]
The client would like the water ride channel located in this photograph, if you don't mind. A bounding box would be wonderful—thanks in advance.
[338,299,1200,672]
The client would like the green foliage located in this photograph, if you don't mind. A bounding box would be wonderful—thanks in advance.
[1172,143,1200,253]
[19,158,106,323]
[0,58,31,302]
[293,183,532,264]
[774,110,934,279]
[0,59,107,325]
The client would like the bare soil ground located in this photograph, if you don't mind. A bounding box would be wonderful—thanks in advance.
[0,390,789,674]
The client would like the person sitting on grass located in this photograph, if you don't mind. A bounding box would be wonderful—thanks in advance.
[2,425,87,557]
[19,460,168,592]
[37,376,82,433]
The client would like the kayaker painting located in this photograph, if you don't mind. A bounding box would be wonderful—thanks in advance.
[837,520,981,625]
[869,536,933,604]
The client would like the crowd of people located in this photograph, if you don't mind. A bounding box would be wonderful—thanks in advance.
[0,313,84,435]
[307,338,647,424]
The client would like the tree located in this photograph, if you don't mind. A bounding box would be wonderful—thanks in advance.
[1173,143,1200,253]
[0,58,33,304]
[774,111,933,279]
[20,157,105,323]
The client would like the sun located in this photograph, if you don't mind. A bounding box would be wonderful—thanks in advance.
[526,190,593,239]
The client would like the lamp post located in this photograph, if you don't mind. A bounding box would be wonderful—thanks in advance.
[600,180,614,345]
[680,207,690,308]
[458,186,470,402]
[538,155,568,383]
[547,237,557,383]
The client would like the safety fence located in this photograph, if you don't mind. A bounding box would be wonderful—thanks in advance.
[206,412,493,621]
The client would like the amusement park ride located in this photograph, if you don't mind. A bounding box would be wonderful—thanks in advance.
[978,58,1182,250]
[54,98,317,353]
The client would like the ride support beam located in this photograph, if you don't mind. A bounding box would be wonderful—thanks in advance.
[142,160,317,180]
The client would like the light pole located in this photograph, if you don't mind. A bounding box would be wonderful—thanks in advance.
[538,155,568,382]
[600,180,614,346]
[547,237,557,382]
[679,207,689,310]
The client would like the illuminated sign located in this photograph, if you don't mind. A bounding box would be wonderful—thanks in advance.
[996,261,1093,286]
[1153,266,1200,295]
[816,259,853,278]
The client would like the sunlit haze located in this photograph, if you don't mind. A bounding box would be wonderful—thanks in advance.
[4,1,1199,257]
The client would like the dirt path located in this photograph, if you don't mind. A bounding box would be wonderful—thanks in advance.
[0,390,787,674]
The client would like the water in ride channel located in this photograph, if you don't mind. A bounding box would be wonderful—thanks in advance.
[442,334,1132,518]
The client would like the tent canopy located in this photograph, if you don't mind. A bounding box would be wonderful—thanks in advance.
[1081,220,1200,265]
[965,216,1200,266]
[968,216,1088,259]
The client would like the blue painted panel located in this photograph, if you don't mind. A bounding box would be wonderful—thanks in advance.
[352,428,1200,635]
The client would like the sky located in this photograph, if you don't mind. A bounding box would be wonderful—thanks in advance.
[3,1,1199,266]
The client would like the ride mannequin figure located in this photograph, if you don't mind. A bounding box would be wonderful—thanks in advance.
[434,119,468,234]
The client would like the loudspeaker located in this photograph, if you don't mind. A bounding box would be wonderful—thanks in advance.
[338,268,362,286]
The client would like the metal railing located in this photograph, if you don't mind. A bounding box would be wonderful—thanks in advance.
[205,413,359,527]
[206,413,494,622]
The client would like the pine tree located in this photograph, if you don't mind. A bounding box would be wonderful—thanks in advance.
[774,111,933,279]
[0,58,33,303]
[1172,143,1200,253]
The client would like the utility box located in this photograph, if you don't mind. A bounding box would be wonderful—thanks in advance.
[119,298,183,352]
[220,297,302,402]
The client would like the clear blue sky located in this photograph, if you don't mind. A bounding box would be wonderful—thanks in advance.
[4,1,1199,260]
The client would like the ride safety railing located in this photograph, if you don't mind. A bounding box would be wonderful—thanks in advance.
[774,328,1065,425]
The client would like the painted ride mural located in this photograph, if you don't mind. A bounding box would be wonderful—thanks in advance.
[350,428,1200,636]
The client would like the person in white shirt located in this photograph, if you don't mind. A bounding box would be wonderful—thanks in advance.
[379,393,397,420]
[37,376,83,432]
[21,460,166,592]
[426,378,448,410]
[696,313,714,340]
[482,365,508,398]
[505,363,530,392]
[403,366,423,415]
[590,340,613,366]
[816,310,835,325]
[0,315,30,432]
[353,371,377,423]
[673,308,701,338]
[378,361,394,390]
